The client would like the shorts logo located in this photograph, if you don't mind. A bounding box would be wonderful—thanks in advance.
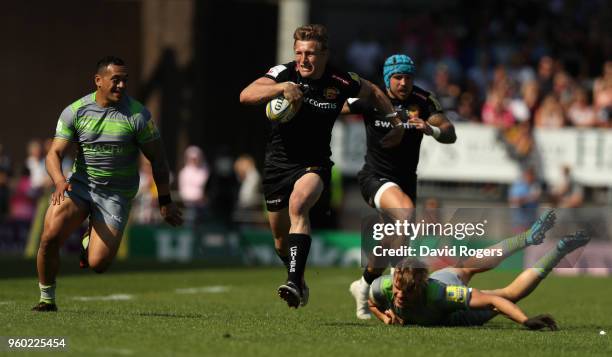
[266,198,282,204]
[323,87,340,100]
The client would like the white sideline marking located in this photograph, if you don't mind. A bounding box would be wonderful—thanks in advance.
[72,294,134,301]
[0,301,13,305]
[175,286,229,294]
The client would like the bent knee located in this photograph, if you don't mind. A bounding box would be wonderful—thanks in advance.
[288,194,315,217]
[88,258,113,274]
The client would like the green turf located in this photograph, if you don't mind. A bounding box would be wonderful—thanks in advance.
[1,266,611,357]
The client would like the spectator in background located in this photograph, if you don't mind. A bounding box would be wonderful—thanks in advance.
[25,140,47,199]
[567,88,596,127]
[551,165,584,208]
[178,145,209,226]
[509,80,540,124]
[593,60,612,127]
[432,64,461,113]
[234,154,262,210]
[507,52,535,89]
[466,52,492,102]
[536,56,555,97]
[0,169,9,221]
[455,92,480,123]
[205,148,237,227]
[0,144,11,221]
[132,156,160,224]
[500,122,537,171]
[509,167,541,231]
[481,87,515,129]
[593,60,612,100]
[345,31,384,79]
[535,94,565,128]
[26,139,56,258]
[552,71,575,110]
[9,167,35,222]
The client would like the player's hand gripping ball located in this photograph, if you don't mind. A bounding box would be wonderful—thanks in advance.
[265,96,301,123]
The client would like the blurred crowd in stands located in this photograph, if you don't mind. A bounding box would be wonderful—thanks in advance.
[344,0,611,131]
[1,0,610,234]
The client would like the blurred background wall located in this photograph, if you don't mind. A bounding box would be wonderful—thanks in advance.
[1,0,611,272]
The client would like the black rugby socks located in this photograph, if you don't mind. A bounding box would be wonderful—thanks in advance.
[287,233,312,286]
[362,268,382,285]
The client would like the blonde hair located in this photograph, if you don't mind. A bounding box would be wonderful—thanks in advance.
[293,24,328,51]
[394,258,429,304]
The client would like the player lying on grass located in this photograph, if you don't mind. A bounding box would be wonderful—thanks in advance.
[352,208,557,319]
[368,231,590,329]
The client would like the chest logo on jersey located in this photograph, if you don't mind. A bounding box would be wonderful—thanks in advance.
[304,97,338,110]
[323,87,340,100]
[82,143,127,155]
[405,105,420,119]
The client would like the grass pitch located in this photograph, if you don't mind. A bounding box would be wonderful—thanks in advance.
[1,264,611,357]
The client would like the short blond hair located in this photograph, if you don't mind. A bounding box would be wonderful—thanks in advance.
[293,24,328,51]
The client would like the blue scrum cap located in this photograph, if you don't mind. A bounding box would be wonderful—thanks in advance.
[383,54,416,88]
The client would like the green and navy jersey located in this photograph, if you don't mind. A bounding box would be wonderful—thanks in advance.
[54,92,160,199]
[369,274,471,326]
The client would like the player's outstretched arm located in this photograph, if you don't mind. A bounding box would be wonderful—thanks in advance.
[239,77,302,105]
[412,113,457,144]
[470,288,527,324]
[357,79,404,148]
[367,299,391,324]
[46,138,73,205]
[139,139,183,227]
[367,299,404,325]
[469,289,557,330]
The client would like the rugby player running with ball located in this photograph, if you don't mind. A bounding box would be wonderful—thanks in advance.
[240,25,402,309]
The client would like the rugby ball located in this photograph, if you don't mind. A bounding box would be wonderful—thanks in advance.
[265,96,299,123]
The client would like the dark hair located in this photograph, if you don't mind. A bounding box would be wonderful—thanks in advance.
[293,24,328,51]
[96,56,125,73]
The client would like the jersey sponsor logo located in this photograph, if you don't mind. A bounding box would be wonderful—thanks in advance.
[348,72,361,84]
[304,97,338,110]
[82,143,127,155]
[323,87,340,100]
[445,286,467,303]
[331,74,350,86]
[266,64,287,78]
[406,105,420,119]
[374,120,412,129]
